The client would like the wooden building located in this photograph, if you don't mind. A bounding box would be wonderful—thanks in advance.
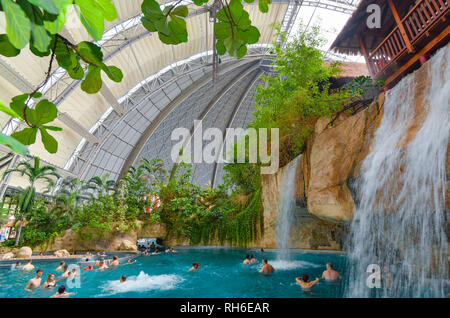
[331,0,450,88]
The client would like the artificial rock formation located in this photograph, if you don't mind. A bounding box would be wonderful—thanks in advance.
[15,246,32,259]
[54,249,70,258]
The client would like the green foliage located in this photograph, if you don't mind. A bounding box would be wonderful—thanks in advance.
[346,76,385,100]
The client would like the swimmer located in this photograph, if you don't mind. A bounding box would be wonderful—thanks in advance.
[188,263,201,272]
[22,259,35,271]
[61,265,70,278]
[56,261,65,271]
[51,285,74,298]
[42,273,56,288]
[151,249,159,255]
[296,274,319,291]
[39,252,43,256]
[259,259,275,274]
[243,255,251,265]
[69,268,79,278]
[250,254,257,264]
[171,248,176,253]
[165,247,170,253]
[88,265,94,270]
[25,269,43,291]
[101,252,107,257]
[322,262,342,281]
[15,261,22,269]
[98,258,109,270]
[110,256,119,266]
[127,259,134,264]
[143,250,148,256]
[120,275,126,283]
[260,248,265,253]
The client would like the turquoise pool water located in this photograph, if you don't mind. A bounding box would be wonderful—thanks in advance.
[0,248,347,298]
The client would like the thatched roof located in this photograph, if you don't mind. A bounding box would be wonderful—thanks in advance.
[330,0,396,56]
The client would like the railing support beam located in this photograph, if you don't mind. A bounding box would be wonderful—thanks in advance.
[387,0,414,53]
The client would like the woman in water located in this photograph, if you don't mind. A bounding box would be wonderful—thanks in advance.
[296,274,319,291]
[243,255,251,265]
[42,273,56,288]
[250,254,257,264]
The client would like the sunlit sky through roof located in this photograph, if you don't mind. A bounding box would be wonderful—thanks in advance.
[289,6,364,63]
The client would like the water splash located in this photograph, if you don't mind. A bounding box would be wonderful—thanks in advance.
[275,156,300,260]
[347,46,449,297]
[99,271,184,296]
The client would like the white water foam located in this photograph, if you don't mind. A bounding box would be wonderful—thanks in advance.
[269,260,321,270]
[99,271,184,296]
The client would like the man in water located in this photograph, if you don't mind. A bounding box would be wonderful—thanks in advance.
[259,259,275,274]
[61,265,70,278]
[188,263,201,272]
[98,258,109,270]
[22,259,34,271]
[120,275,126,283]
[25,269,43,291]
[110,256,119,266]
[51,285,74,298]
[322,263,343,281]
[243,255,251,265]
[296,274,319,291]
[56,261,65,271]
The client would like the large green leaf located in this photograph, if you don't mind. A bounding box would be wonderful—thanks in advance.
[74,0,104,41]
[55,37,84,80]
[33,99,58,125]
[1,0,31,49]
[0,34,20,57]
[141,16,157,32]
[258,0,270,13]
[28,5,52,53]
[76,41,103,65]
[39,127,58,153]
[0,132,28,155]
[141,0,164,20]
[43,0,72,34]
[11,127,38,145]
[0,100,20,118]
[27,0,58,15]
[101,65,123,82]
[92,0,117,21]
[171,5,188,17]
[81,65,102,94]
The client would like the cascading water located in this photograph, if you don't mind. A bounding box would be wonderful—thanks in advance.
[275,156,300,260]
[346,46,449,297]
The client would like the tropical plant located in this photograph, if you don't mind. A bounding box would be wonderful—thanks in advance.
[54,176,91,221]
[87,173,117,199]
[2,156,60,245]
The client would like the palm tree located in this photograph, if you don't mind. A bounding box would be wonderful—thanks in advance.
[87,173,117,198]
[54,177,92,221]
[140,158,167,185]
[2,157,60,245]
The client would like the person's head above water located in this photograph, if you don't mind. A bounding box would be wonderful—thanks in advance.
[262,259,267,264]
[27,259,32,264]
[326,262,333,270]
[36,269,43,277]
[246,254,250,259]
[60,261,65,266]
[16,261,22,266]
[120,275,126,283]
[57,285,66,294]
[113,256,118,260]
[302,274,309,282]
[63,265,68,271]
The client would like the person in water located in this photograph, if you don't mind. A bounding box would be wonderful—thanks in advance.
[69,267,79,278]
[51,285,73,298]
[22,259,35,271]
[152,249,159,255]
[250,254,257,264]
[259,259,275,274]
[110,256,119,266]
[171,247,176,253]
[61,265,70,278]
[15,261,22,269]
[243,255,251,265]
[260,248,265,252]
[322,263,342,281]
[25,269,43,291]
[56,261,65,271]
[296,274,319,290]
[42,273,56,288]
[120,275,127,283]
[98,259,109,270]
[188,263,201,272]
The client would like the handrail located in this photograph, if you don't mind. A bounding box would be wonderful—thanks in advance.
[368,25,400,58]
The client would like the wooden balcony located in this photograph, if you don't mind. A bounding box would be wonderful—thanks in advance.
[367,0,450,86]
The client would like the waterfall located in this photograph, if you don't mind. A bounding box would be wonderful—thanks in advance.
[275,156,300,260]
[347,46,450,297]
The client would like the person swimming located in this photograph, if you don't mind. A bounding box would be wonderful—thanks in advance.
[110,256,119,266]
[171,247,176,253]
[22,259,35,271]
[151,249,159,255]
[42,273,56,288]
[296,274,319,291]
[120,275,126,283]
[51,285,74,298]
[61,265,70,278]
[259,259,275,274]
[250,254,257,264]
[243,255,251,265]
[322,262,342,281]
[25,269,43,291]
[56,261,65,271]
[14,261,22,269]
[98,259,109,270]
[188,263,201,272]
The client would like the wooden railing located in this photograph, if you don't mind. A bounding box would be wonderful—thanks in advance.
[368,0,449,76]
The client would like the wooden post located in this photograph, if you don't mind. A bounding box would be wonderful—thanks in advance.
[359,36,375,77]
[387,0,414,53]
